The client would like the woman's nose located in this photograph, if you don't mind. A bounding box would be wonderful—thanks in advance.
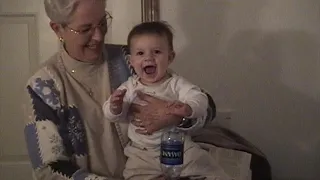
[91,28,104,41]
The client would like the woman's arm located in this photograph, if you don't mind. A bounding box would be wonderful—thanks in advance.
[129,90,216,135]
[23,74,112,180]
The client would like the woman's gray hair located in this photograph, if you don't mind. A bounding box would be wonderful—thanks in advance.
[44,0,106,24]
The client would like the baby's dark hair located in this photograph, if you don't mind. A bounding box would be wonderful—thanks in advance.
[127,21,174,50]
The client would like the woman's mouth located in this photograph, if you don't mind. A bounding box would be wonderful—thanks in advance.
[86,44,100,50]
[86,44,102,51]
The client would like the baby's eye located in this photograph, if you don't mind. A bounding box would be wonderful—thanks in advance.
[136,51,144,56]
[154,50,161,54]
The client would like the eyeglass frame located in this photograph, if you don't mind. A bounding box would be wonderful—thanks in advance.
[63,11,113,37]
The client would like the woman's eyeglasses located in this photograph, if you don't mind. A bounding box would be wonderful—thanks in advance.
[65,11,113,38]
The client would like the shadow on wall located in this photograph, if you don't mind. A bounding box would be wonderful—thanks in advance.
[170,1,230,96]
[174,1,320,180]
[224,30,320,180]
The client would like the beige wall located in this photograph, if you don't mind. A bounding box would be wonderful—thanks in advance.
[160,0,320,180]
[106,0,141,44]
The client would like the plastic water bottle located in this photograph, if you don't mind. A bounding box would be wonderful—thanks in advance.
[160,127,185,179]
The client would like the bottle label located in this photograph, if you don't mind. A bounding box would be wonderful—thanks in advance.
[160,142,184,165]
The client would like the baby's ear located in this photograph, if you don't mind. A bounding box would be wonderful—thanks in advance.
[169,51,175,63]
[127,54,132,64]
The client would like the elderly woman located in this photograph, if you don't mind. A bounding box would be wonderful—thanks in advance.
[23,0,218,179]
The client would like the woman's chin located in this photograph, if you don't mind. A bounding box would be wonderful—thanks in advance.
[84,47,103,61]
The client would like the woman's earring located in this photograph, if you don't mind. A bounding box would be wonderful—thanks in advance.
[59,37,64,42]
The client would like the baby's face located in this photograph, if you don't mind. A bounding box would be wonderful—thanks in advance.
[129,34,174,85]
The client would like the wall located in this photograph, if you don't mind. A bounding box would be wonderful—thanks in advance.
[106,0,141,44]
[160,0,320,180]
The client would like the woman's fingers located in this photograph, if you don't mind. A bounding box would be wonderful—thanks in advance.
[135,125,156,135]
[132,118,149,135]
[129,103,142,114]
[132,118,156,135]
[131,118,153,128]
[129,92,184,134]
[129,103,150,120]
[135,128,151,135]
[136,91,159,103]
[131,119,143,127]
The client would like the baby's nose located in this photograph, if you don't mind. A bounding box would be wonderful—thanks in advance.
[144,54,155,61]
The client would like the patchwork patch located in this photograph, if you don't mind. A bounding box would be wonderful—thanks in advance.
[73,169,106,180]
[49,160,79,178]
[84,174,107,180]
[35,120,67,164]
[73,169,88,180]
[27,86,60,124]
[67,106,87,155]
[32,78,60,109]
[24,123,43,169]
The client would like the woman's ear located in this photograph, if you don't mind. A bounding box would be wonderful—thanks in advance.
[50,21,63,38]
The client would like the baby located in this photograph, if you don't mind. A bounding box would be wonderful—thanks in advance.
[102,21,231,180]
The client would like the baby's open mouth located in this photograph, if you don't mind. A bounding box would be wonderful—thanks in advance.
[143,65,157,74]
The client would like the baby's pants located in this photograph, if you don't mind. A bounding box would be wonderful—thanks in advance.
[123,136,232,180]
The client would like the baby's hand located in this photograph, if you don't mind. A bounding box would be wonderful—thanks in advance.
[110,89,127,115]
[167,101,192,117]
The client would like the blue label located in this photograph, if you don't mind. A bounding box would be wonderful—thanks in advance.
[160,142,184,165]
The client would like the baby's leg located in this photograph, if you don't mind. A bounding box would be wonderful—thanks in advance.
[181,137,232,180]
[123,142,162,180]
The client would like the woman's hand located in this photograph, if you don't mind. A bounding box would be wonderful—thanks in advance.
[167,100,192,117]
[129,91,182,135]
